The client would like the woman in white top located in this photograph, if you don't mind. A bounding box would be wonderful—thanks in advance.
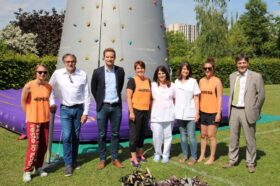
[151,66,175,163]
[174,62,200,166]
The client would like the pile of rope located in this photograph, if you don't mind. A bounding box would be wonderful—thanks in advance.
[120,168,209,186]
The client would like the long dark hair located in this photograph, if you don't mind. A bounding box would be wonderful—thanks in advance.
[176,61,192,80]
[153,66,171,87]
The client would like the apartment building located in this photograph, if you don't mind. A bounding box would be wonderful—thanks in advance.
[167,23,198,42]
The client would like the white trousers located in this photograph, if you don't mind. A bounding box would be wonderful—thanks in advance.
[151,122,173,158]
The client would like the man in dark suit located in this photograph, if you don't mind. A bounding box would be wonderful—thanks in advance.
[223,54,265,173]
[91,48,125,169]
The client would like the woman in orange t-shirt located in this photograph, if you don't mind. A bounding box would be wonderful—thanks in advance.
[126,61,151,168]
[198,58,223,165]
[21,64,52,183]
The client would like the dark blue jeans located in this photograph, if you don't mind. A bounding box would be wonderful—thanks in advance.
[96,104,122,161]
[60,104,83,167]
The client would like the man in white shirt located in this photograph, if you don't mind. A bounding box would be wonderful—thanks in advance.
[49,53,90,177]
[223,54,265,173]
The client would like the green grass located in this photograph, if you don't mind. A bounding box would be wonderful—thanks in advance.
[0,85,280,186]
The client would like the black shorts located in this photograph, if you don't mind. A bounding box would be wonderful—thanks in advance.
[200,111,220,125]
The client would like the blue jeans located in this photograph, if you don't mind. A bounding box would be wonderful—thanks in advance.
[60,104,83,166]
[178,120,197,160]
[97,104,122,161]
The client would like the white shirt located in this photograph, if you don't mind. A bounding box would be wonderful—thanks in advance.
[151,82,175,122]
[49,68,91,115]
[174,78,200,120]
[104,65,118,103]
[234,70,248,107]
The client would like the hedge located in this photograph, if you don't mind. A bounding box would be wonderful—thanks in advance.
[0,55,279,89]
[0,54,57,89]
[169,57,280,88]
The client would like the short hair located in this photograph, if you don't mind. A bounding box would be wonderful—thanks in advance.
[204,57,215,70]
[62,53,77,62]
[176,61,192,80]
[34,64,48,77]
[235,54,249,63]
[134,60,145,70]
[153,65,171,87]
[103,48,116,58]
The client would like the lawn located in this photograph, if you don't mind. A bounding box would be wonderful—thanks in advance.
[0,85,279,186]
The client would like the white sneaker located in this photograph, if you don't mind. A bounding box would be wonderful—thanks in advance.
[23,172,31,182]
[34,168,48,177]
[161,157,169,164]
[153,155,161,162]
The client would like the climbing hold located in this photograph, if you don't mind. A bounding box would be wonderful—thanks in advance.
[94,39,99,43]
[120,57,124,62]
[129,41,132,45]
[78,40,82,43]
[157,45,161,50]
[121,24,125,29]
[104,22,107,27]
[73,24,77,27]
[153,0,157,5]
[81,6,85,10]
[86,21,91,27]
[85,56,89,60]
[112,39,115,43]
[96,4,100,9]
[129,6,132,11]
[113,5,116,10]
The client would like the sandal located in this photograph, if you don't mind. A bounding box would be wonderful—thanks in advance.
[130,158,140,168]
[179,157,188,163]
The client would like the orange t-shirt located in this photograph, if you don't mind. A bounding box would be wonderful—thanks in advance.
[199,76,220,114]
[25,80,52,123]
[131,76,151,111]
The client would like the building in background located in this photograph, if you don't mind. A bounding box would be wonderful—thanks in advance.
[167,23,198,42]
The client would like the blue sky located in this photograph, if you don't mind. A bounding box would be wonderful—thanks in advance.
[0,0,279,29]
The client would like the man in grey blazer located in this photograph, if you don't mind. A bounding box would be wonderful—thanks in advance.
[223,54,265,173]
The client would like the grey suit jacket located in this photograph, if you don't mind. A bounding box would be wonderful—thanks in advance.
[228,70,265,124]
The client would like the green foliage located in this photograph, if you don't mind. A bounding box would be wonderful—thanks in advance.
[238,0,270,56]
[194,0,229,57]
[169,57,280,87]
[0,54,57,89]
[166,31,195,61]
[0,24,38,55]
[12,8,64,56]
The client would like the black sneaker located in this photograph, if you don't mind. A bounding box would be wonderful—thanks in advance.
[65,166,73,177]
[73,163,81,170]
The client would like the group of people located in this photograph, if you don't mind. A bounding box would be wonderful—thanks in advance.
[20,48,265,183]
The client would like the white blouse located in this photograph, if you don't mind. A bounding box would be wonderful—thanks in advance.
[174,78,201,120]
[151,82,175,122]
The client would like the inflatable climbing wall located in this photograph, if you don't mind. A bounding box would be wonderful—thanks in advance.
[57,0,168,82]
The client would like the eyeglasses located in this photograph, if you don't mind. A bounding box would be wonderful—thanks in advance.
[65,60,76,64]
[68,75,73,83]
[37,71,48,75]
[203,67,213,71]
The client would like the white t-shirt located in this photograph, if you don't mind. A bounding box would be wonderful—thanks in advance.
[151,82,175,122]
[174,78,201,120]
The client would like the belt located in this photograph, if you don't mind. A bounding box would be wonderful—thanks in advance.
[103,102,119,107]
[232,105,245,109]
[61,104,83,108]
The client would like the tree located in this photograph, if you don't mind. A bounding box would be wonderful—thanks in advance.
[12,8,64,56]
[166,31,194,61]
[238,0,270,56]
[194,0,229,58]
[0,24,38,55]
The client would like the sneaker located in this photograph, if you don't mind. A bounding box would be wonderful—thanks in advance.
[23,172,31,183]
[34,168,48,177]
[153,155,161,162]
[137,155,147,163]
[64,166,73,177]
[74,163,81,170]
[161,157,169,164]
[130,158,140,168]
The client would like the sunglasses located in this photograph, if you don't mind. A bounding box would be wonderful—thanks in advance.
[37,71,48,75]
[203,67,213,71]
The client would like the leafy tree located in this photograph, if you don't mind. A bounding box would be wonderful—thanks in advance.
[166,31,194,60]
[194,0,229,58]
[12,8,64,56]
[238,0,270,56]
[0,24,37,55]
